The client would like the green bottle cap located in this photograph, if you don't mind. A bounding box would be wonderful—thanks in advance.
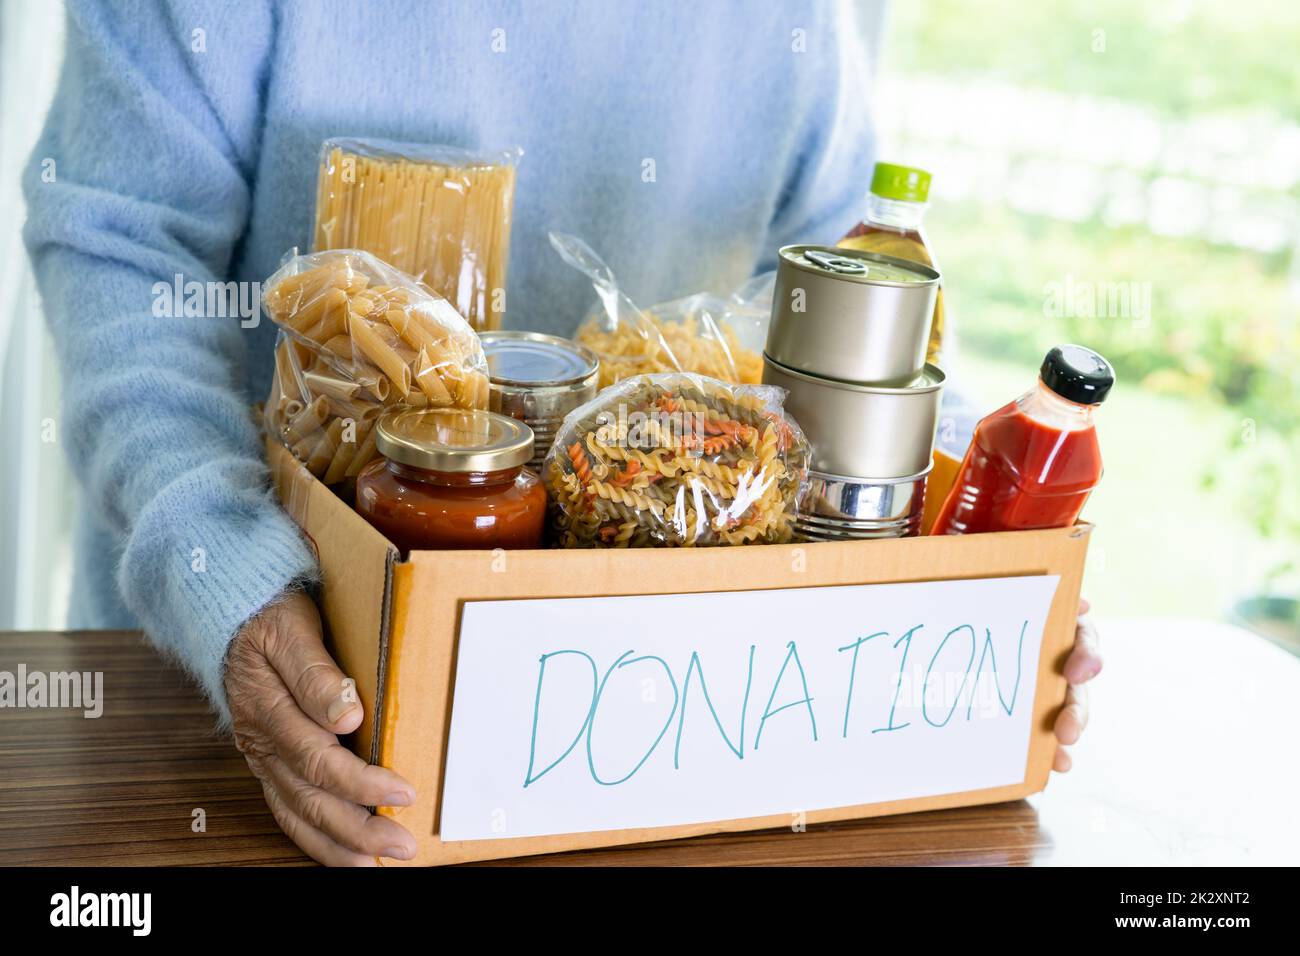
[870,162,931,203]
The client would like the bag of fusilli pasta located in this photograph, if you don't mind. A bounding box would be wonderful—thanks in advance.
[543,373,809,547]
[548,231,769,387]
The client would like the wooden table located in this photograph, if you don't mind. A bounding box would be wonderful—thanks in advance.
[1,620,1295,866]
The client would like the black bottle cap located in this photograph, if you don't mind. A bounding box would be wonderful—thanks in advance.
[1040,345,1114,405]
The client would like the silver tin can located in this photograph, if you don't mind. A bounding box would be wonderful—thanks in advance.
[767,244,940,387]
[794,466,930,541]
[480,331,600,470]
[762,353,944,479]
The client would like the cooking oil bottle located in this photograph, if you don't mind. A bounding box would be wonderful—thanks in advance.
[838,162,945,364]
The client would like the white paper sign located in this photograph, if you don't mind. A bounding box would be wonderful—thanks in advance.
[441,574,1060,841]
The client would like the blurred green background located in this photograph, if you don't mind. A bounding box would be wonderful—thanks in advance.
[876,0,1299,625]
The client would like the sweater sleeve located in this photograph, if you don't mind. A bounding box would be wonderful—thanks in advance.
[21,0,318,724]
[760,1,879,271]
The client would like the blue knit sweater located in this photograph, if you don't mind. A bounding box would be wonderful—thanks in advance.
[22,0,875,721]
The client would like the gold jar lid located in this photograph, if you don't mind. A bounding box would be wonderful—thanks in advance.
[375,407,534,473]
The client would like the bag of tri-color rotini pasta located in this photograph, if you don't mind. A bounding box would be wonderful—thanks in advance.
[543,373,809,547]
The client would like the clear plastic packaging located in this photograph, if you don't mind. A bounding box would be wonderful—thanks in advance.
[262,249,488,487]
[548,231,769,387]
[543,373,809,547]
[313,138,521,332]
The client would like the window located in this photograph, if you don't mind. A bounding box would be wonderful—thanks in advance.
[874,0,1299,637]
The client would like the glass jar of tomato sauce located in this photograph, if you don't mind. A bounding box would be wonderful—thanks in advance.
[356,407,546,554]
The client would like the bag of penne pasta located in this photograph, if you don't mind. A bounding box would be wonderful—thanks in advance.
[543,373,809,548]
[262,248,488,489]
[548,231,770,388]
[312,138,521,333]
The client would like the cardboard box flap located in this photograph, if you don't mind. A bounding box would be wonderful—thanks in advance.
[267,439,395,760]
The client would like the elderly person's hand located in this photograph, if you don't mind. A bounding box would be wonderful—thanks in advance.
[224,591,417,865]
[1052,598,1102,773]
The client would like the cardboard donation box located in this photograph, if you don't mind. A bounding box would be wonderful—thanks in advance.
[268,440,1091,866]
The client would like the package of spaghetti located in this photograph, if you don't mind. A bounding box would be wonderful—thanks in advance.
[312,138,520,333]
[543,373,809,547]
[549,231,769,387]
[262,249,488,487]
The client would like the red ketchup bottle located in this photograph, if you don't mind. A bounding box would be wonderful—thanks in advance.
[931,345,1114,535]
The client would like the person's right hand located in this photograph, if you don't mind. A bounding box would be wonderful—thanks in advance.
[224,590,417,865]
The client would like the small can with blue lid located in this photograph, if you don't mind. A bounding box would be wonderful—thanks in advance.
[479,330,600,470]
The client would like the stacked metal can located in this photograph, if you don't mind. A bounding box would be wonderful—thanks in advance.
[480,331,600,472]
[762,245,945,540]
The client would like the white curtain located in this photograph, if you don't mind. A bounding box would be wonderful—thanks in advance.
[0,0,72,628]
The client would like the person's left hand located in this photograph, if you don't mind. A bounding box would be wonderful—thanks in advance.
[1051,598,1101,772]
